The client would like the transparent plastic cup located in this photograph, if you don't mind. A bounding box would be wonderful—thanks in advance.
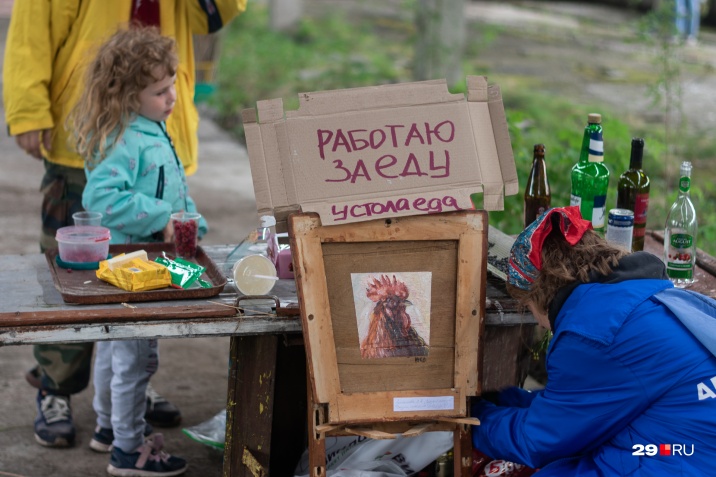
[171,212,201,258]
[72,211,103,226]
[232,254,278,295]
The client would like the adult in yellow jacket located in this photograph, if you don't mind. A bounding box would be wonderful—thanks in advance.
[3,0,246,449]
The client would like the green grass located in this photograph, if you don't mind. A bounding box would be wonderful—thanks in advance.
[211,5,716,255]
[212,6,409,135]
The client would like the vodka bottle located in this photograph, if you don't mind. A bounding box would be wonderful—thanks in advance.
[570,113,610,233]
[617,138,650,251]
[524,144,551,228]
[664,161,697,287]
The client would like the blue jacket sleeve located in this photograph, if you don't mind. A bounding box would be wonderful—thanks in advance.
[498,386,541,408]
[472,333,650,469]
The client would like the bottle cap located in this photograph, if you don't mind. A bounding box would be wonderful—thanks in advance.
[588,113,601,124]
[681,161,692,175]
[533,144,545,156]
[260,215,276,228]
[629,138,644,169]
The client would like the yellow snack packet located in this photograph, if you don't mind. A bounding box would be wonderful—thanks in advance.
[97,255,172,292]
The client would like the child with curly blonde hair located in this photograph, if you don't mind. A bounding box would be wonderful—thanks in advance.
[68,26,207,477]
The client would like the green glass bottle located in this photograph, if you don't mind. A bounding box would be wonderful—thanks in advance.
[664,161,698,288]
[570,113,610,233]
[617,138,650,252]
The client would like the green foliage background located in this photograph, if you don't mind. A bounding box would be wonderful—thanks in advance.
[209,4,715,255]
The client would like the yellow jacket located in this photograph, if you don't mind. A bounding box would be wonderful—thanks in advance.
[3,0,246,175]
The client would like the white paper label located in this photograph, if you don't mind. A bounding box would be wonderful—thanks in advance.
[393,396,455,412]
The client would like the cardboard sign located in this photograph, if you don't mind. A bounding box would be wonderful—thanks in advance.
[243,76,518,230]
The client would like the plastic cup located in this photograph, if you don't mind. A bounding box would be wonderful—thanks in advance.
[171,212,201,259]
[232,254,278,296]
[72,211,103,226]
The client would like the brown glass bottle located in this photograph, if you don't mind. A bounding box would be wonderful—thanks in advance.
[616,138,650,251]
[524,144,551,228]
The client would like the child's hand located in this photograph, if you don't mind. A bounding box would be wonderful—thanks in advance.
[162,219,174,243]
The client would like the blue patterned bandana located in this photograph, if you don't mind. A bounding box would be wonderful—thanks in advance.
[508,206,593,290]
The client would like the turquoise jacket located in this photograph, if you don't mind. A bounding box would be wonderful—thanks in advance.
[82,115,208,245]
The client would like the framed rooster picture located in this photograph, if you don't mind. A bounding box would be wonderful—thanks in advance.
[289,210,486,428]
[351,272,432,359]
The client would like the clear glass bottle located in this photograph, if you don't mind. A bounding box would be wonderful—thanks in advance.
[247,215,275,256]
[225,215,276,274]
[617,138,650,252]
[570,113,610,233]
[524,144,551,228]
[664,161,698,288]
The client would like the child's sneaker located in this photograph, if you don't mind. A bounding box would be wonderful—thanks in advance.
[145,384,182,427]
[107,433,187,477]
[90,423,155,453]
[34,391,75,447]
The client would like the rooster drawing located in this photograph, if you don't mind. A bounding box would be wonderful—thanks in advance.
[360,274,429,359]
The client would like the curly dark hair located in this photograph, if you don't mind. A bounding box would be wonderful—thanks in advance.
[507,227,628,313]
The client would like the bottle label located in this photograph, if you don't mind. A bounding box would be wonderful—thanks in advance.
[592,194,606,228]
[570,194,581,207]
[670,233,693,249]
[666,233,694,279]
[588,130,604,162]
[679,176,691,193]
[633,193,649,237]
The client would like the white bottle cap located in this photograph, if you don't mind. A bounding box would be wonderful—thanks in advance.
[260,215,276,228]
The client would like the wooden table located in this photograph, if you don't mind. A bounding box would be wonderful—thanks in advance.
[0,241,536,477]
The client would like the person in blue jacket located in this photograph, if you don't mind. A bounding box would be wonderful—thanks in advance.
[68,27,208,476]
[472,206,716,476]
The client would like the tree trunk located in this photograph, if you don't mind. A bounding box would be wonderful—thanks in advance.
[414,0,466,86]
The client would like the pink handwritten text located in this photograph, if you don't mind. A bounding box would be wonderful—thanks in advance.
[331,195,461,221]
[317,121,456,160]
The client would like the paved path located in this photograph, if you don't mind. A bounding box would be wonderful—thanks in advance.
[0,0,11,18]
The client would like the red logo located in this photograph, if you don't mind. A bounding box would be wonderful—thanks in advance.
[660,444,671,456]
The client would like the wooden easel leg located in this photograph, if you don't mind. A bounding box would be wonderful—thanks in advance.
[223,335,278,477]
[454,423,473,477]
[307,372,327,476]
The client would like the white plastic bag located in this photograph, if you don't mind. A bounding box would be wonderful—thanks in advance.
[294,431,454,477]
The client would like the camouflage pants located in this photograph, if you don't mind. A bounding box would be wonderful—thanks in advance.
[39,160,87,251]
[36,161,93,395]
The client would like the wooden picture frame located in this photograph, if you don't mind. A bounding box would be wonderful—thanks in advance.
[289,210,487,425]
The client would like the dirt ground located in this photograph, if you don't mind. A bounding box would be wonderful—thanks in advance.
[1,1,716,476]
